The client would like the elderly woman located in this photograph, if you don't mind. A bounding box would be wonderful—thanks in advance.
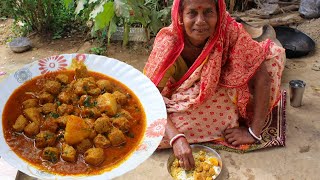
[144,0,285,170]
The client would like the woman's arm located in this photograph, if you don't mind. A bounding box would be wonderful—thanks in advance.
[166,117,195,170]
[250,61,271,136]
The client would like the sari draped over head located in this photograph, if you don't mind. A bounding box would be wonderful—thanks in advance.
[144,0,282,117]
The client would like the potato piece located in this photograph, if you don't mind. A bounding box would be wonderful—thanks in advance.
[22,99,38,109]
[208,167,215,176]
[42,103,57,114]
[112,117,130,133]
[112,91,128,105]
[13,115,28,132]
[209,157,219,166]
[44,80,61,95]
[56,74,69,84]
[42,147,60,163]
[38,92,54,104]
[94,117,112,134]
[35,131,57,148]
[84,148,105,166]
[203,162,210,171]
[96,93,117,116]
[24,122,40,137]
[23,107,42,124]
[94,134,111,148]
[61,143,76,162]
[108,128,126,146]
[96,79,113,93]
[76,139,93,154]
[64,115,91,145]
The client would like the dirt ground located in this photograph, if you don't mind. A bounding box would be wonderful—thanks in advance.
[0,17,319,180]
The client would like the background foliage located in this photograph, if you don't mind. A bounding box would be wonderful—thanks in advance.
[0,0,85,38]
[64,0,173,46]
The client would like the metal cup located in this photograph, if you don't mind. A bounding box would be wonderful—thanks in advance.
[289,80,306,107]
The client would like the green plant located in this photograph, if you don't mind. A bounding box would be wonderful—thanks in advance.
[90,47,106,55]
[66,0,173,47]
[2,0,83,38]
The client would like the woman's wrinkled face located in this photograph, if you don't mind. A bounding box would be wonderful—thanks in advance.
[181,0,218,47]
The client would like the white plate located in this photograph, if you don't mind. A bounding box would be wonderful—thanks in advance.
[0,54,167,179]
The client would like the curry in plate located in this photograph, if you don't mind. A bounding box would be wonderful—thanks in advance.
[2,65,146,175]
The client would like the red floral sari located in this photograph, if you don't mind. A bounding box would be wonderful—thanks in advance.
[144,0,285,148]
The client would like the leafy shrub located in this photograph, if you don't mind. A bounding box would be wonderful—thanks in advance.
[66,0,173,46]
[1,0,84,38]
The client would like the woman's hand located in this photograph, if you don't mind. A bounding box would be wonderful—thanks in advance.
[172,137,195,170]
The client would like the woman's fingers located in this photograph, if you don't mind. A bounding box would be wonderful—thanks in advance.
[183,157,191,170]
[183,152,195,170]
[224,128,235,135]
[188,153,195,168]
[224,132,235,140]
[226,136,236,144]
[172,137,195,170]
[179,158,184,168]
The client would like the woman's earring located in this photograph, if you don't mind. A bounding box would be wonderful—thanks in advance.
[178,20,184,25]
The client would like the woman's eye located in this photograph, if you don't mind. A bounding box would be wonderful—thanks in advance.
[187,11,196,16]
[205,9,213,14]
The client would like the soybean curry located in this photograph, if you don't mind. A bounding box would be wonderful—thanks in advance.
[2,65,146,175]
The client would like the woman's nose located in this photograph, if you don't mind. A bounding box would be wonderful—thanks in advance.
[195,14,206,25]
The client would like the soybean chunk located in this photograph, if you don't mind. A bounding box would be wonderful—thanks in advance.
[108,128,126,146]
[44,80,61,95]
[93,134,111,148]
[96,79,113,92]
[42,147,60,163]
[76,139,93,154]
[61,143,77,162]
[94,116,112,134]
[112,117,130,133]
[112,91,128,105]
[55,74,69,84]
[84,148,105,166]
[35,131,57,148]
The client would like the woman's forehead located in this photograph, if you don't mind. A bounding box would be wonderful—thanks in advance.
[183,0,216,9]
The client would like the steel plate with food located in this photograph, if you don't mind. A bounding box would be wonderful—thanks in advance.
[0,54,167,179]
[167,145,222,180]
